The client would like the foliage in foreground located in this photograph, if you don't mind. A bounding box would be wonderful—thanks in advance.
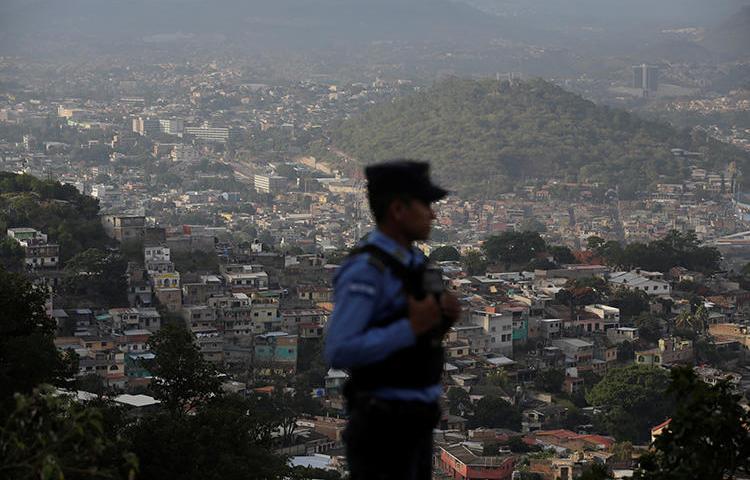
[0,387,138,480]
[635,368,750,480]
[586,365,673,443]
[0,268,77,409]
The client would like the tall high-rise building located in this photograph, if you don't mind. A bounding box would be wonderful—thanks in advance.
[632,64,659,91]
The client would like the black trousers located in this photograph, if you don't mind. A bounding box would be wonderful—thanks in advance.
[344,396,440,480]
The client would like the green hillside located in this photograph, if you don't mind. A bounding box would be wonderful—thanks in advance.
[331,78,749,198]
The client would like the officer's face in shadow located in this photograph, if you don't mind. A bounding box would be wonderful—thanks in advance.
[391,197,436,241]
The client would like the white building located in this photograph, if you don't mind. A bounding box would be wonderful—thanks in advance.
[470,310,513,356]
[608,270,671,296]
[184,125,229,143]
[254,174,287,194]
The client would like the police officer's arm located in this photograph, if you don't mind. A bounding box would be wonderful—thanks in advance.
[324,261,417,369]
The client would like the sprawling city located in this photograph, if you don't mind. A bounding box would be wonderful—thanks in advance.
[1,1,749,479]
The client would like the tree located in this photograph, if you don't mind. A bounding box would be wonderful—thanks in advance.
[608,288,650,320]
[610,441,634,463]
[143,324,221,416]
[586,365,673,443]
[468,396,521,430]
[447,387,472,416]
[0,236,24,271]
[0,268,76,410]
[429,245,461,262]
[462,249,488,275]
[534,368,565,394]
[518,218,547,233]
[597,240,625,267]
[587,236,605,251]
[507,435,541,453]
[128,395,287,480]
[674,304,708,334]
[549,245,577,265]
[575,464,613,480]
[616,341,635,363]
[62,248,128,307]
[483,231,547,268]
[634,313,663,343]
[634,368,750,480]
[485,368,509,387]
[0,387,138,480]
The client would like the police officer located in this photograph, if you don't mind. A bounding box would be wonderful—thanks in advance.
[325,160,461,479]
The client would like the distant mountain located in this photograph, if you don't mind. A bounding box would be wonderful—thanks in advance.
[0,0,515,54]
[702,6,750,59]
[330,78,750,198]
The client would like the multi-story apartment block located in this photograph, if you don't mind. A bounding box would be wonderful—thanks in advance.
[551,338,594,372]
[209,293,257,338]
[471,309,513,356]
[101,214,145,244]
[7,227,59,269]
[182,305,219,330]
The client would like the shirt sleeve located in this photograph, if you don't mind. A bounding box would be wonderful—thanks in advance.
[324,259,416,369]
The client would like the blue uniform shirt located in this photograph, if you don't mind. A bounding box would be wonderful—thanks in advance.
[324,229,442,403]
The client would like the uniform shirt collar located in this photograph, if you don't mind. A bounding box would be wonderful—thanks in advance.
[367,229,422,267]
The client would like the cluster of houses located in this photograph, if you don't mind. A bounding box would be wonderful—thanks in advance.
[9,212,744,478]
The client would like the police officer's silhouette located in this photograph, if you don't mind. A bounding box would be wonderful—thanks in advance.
[325,160,461,479]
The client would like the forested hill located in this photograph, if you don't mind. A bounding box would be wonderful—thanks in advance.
[0,172,111,264]
[330,78,749,198]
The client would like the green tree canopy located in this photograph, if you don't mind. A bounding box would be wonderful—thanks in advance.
[634,313,663,343]
[143,324,222,416]
[468,396,522,430]
[462,249,488,275]
[586,365,673,443]
[128,395,287,480]
[430,245,461,262]
[635,368,750,480]
[549,245,577,265]
[534,368,565,394]
[0,268,76,409]
[0,387,138,480]
[483,231,546,268]
[61,248,128,308]
[608,288,651,320]
[447,387,472,416]
[596,231,721,274]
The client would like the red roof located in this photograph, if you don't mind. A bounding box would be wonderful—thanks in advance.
[651,418,672,434]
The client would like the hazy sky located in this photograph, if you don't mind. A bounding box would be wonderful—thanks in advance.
[0,0,748,65]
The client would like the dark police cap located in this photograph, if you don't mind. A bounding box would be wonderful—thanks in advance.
[365,160,448,203]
